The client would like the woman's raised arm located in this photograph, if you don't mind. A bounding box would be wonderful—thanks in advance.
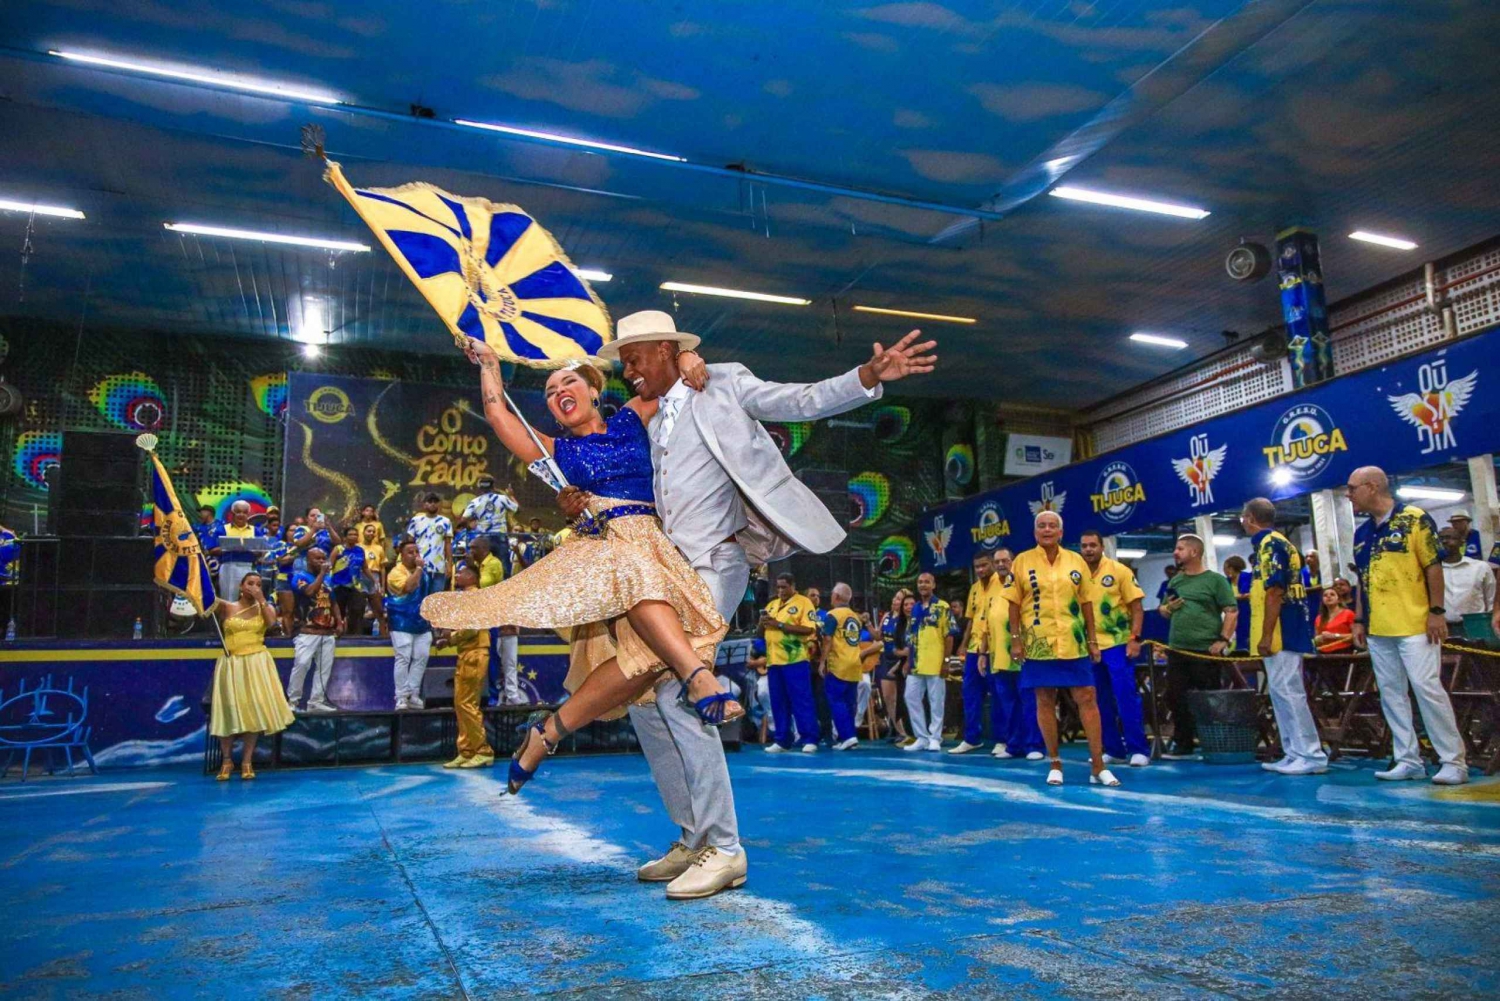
[466,337,551,462]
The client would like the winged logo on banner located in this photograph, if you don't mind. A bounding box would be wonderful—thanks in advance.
[1027,483,1066,517]
[925,515,954,568]
[1387,368,1477,454]
[1172,443,1228,508]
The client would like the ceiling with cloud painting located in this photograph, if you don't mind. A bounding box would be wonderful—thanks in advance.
[0,0,1497,405]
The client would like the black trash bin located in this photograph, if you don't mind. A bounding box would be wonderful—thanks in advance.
[1185,689,1260,764]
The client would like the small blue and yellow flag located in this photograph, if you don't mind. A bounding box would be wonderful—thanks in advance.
[138,436,218,615]
[325,160,612,367]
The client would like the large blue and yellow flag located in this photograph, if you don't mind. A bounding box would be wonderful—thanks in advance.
[325,161,612,367]
[138,436,218,615]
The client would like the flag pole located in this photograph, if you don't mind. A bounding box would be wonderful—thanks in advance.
[503,389,570,490]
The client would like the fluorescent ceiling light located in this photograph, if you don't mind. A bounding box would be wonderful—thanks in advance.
[576,268,613,283]
[1349,230,1417,251]
[1114,548,1148,559]
[1129,332,1188,349]
[1396,486,1465,502]
[1049,185,1210,220]
[165,223,369,253]
[50,50,341,105]
[455,119,684,162]
[1270,467,1294,486]
[660,281,810,306]
[852,305,976,325]
[1212,535,1238,547]
[0,198,85,219]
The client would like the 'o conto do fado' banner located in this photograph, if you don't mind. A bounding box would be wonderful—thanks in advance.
[919,325,1500,572]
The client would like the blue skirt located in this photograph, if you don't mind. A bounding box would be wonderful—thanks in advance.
[1020,656,1094,690]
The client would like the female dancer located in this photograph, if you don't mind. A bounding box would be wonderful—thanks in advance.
[422,338,734,794]
[209,573,294,780]
[1005,511,1118,787]
[876,590,911,742]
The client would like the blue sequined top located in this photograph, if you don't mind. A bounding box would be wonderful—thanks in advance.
[552,406,655,503]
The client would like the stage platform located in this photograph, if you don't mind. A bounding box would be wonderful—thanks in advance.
[1,747,1496,999]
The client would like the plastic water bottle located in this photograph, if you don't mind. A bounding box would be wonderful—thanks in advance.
[132,617,144,640]
[371,618,381,638]
[4,618,15,642]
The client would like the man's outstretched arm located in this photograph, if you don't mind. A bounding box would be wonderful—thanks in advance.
[732,330,937,422]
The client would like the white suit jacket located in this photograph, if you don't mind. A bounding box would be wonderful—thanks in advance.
[651,363,880,565]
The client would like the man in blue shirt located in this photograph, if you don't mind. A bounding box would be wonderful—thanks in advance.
[1241,498,1326,775]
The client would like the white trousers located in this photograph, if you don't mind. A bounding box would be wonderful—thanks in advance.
[288,633,335,705]
[905,674,946,743]
[391,630,432,701]
[498,633,521,703]
[1262,651,1326,764]
[856,675,872,723]
[1366,633,1466,768]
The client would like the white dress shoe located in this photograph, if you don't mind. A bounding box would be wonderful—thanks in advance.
[1129,753,1151,768]
[1432,763,1469,786]
[638,841,696,882]
[948,741,979,755]
[1278,758,1328,776]
[1090,768,1121,787]
[1375,761,1426,781]
[991,744,1012,758]
[1261,756,1294,773]
[1026,751,1045,761]
[764,743,786,754]
[901,740,924,752]
[1046,767,1064,786]
[801,743,819,754]
[925,739,943,751]
[665,846,748,900]
[833,737,859,751]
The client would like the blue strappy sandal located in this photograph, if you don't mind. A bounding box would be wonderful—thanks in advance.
[679,667,745,727]
[506,711,573,795]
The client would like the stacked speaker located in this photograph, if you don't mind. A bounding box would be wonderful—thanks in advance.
[15,431,157,638]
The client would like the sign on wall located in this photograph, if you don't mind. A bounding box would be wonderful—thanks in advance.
[920,327,1497,571]
[1002,433,1073,476]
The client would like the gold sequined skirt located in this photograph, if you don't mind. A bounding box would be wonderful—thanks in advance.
[421,497,726,688]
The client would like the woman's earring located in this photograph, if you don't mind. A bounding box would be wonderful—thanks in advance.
[591,398,599,407]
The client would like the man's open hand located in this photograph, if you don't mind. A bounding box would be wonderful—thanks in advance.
[860,329,938,387]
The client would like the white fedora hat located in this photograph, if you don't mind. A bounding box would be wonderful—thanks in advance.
[596,310,700,360]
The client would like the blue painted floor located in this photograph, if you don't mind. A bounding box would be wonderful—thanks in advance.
[1,747,1497,999]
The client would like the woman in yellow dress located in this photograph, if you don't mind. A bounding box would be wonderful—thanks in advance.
[422,338,734,795]
[210,572,295,780]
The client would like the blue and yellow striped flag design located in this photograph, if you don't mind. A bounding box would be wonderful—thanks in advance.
[325,161,612,367]
[147,451,218,615]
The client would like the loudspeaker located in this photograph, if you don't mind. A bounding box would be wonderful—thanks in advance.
[53,431,144,537]
[14,536,159,638]
[797,467,854,524]
[420,665,456,707]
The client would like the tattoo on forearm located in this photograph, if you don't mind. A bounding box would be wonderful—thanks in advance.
[484,392,500,405]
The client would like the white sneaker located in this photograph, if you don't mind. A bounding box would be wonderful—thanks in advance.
[1101,753,1121,765]
[764,743,786,754]
[801,743,819,754]
[991,744,1011,758]
[948,741,980,755]
[1261,755,1294,773]
[1128,753,1151,768]
[287,699,302,713]
[1375,761,1426,781]
[394,697,408,711]
[407,696,425,710]
[637,841,696,882]
[664,846,748,900]
[1278,758,1328,776]
[1046,767,1064,786]
[1026,751,1045,761]
[925,739,942,751]
[833,738,859,751]
[901,740,924,752]
[1432,763,1469,786]
[305,700,336,714]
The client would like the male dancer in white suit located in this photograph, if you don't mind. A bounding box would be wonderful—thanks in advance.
[560,310,936,899]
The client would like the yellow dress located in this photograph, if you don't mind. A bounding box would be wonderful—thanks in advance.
[210,608,296,737]
[422,495,726,688]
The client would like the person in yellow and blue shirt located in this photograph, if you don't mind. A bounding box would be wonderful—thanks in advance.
[759,572,821,753]
[1004,511,1117,787]
[820,583,870,751]
[984,549,1045,760]
[1079,530,1150,768]
[1347,466,1467,785]
[950,551,1003,755]
[904,572,959,752]
[1240,498,1328,776]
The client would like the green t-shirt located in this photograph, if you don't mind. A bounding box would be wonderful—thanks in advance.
[1165,569,1236,651]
